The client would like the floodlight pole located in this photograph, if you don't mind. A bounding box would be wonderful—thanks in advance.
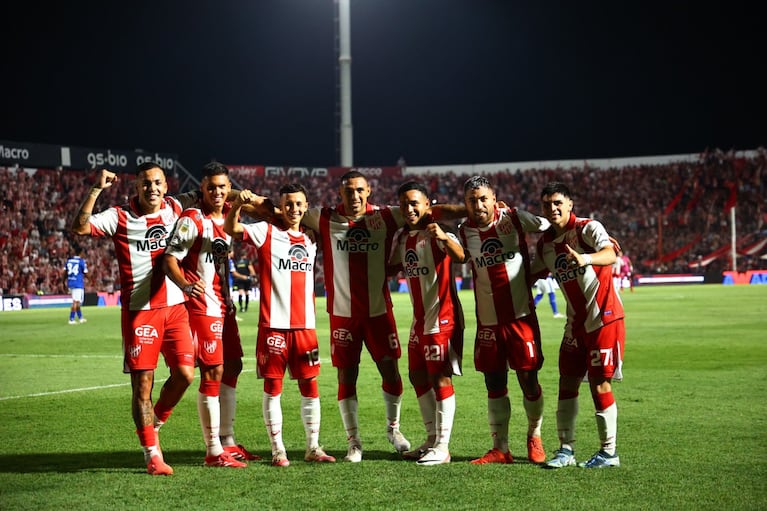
[337,0,353,166]
[730,206,737,272]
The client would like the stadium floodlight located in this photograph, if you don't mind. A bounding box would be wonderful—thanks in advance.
[337,0,353,166]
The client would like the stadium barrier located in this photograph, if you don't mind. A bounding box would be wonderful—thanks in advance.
[722,270,767,285]
[24,294,72,309]
[636,274,705,285]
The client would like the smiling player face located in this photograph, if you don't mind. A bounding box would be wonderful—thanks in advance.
[339,176,370,217]
[135,166,168,214]
[540,191,573,232]
[464,185,496,227]
[399,188,430,229]
[280,191,308,231]
[200,174,231,214]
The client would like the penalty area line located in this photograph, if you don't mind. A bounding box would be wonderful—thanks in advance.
[0,383,129,401]
[0,369,258,401]
[0,354,121,359]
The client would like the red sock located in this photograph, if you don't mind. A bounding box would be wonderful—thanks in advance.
[136,425,156,448]
[338,382,356,400]
[382,378,403,396]
[434,385,455,401]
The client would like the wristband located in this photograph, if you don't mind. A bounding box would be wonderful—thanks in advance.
[582,254,593,265]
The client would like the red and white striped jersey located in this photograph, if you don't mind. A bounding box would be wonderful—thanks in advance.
[241,222,317,329]
[88,195,194,311]
[536,214,624,333]
[390,224,462,336]
[303,204,403,319]
[165,207,232,318]
[459,207,548,326]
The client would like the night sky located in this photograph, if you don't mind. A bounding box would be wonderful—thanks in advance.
[4,1,765,174]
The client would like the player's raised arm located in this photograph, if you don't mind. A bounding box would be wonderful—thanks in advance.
[224,189,269,239]
[71,169,117,234]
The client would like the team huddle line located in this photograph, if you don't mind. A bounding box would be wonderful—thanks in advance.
[68,162,626,474]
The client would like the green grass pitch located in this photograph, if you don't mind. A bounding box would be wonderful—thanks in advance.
[1,284,765,510]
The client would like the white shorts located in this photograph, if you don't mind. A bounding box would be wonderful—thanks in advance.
[70,288,85,303]
[534,276,558,295]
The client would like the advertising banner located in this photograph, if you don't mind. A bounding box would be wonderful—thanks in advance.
[0,295,26,311]
[0,140,62,168]
[65,146,177,173]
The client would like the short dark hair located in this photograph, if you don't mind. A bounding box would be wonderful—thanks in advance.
[279,182,308,198]
[463,175,492,193]
[201,161,229,179]
[340,170,366,184]
[396,180,429,199]
[540,182,572,199]
[136,161,164,176]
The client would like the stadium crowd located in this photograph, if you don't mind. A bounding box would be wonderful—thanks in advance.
[1,147,764,296]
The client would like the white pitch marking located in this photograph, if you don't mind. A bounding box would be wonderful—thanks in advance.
[0,354,121,359]
[0,383,129,401]
[0,368,258,401]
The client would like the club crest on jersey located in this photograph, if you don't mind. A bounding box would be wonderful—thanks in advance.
[137,225,169,251]
[367,214,384,231]
[278,244,313,272]
[404,249,429,277]
[474,238,515,268]
[337,227,378,252]
[129,344,142,358]
[497,217,514,235]
[203,340,217,354]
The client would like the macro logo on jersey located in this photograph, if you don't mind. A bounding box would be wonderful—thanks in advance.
[553,253,586,283]
[337,227,379,252]
[403,248,430,277]
[277,244,312,272]
[133,324,159,347]
[137,225,170,251]
[474,238,515,268]
[206,238,229,267]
